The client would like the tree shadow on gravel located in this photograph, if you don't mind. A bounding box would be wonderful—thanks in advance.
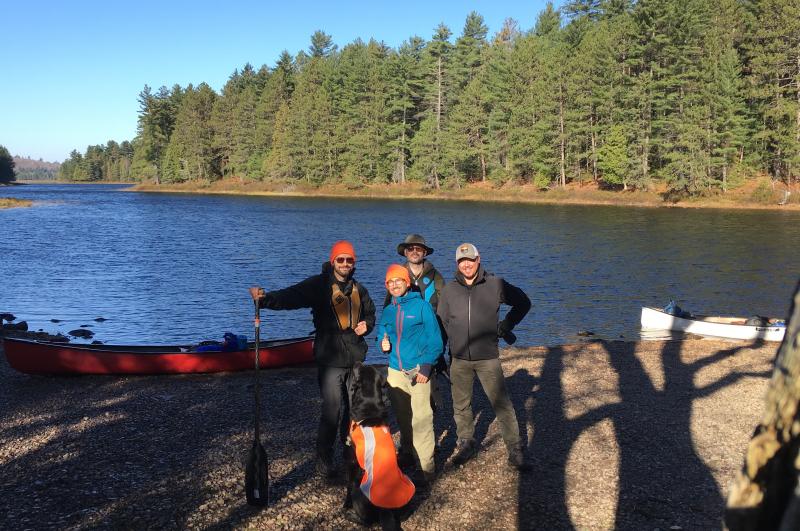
[0,356,350,530]
[510,340,772,530]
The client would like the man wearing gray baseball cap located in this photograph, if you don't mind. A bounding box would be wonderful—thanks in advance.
[436,243,531,469]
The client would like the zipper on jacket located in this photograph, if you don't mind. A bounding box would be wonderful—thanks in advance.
[467,289,472,360]
[394,298,404,370]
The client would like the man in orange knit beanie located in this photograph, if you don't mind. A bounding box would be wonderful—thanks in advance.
[250,240,376,481]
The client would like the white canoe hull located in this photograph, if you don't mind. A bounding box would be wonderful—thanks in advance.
[640,306,786,342]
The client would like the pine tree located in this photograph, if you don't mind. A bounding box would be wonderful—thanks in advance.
[447,72,491,182]
[412,23,452,188]
[534,2,561,37]
[746,0,800,183]
[59,150,83,181]
[163,83,218,182]
[483,19,519,181]
[0,145,15,183]
[231,84,259,179]
[210,65,263,181]
[309,30,336,58]
[598,124,632,188]
[385,36,426,184]
[703,1,751,191]
[263,102,295,180]
[283,52,337,184]
[451,12,489,102]
[254,51,296,177]
[333,39,392,184]
[135,85,178,184]
[509,7,567,188]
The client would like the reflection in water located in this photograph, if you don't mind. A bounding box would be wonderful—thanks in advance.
[2,185,800,362]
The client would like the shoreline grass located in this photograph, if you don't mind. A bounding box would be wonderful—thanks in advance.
[130,178,800,212]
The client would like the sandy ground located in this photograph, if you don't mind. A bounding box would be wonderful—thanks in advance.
[0,338,777,530]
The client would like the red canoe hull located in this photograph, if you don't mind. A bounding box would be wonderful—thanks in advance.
[2,336,314,375]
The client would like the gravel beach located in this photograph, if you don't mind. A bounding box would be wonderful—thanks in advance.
[0,338,776,530]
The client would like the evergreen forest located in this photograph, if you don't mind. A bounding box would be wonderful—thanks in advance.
[58,0,800,199]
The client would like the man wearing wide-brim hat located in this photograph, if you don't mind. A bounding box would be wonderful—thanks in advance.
[386,234,444,310]
[385,234,448,467]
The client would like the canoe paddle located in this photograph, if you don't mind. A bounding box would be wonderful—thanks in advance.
[245,299,269,506]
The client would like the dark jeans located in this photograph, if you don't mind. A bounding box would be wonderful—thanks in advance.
[317,365,352,459]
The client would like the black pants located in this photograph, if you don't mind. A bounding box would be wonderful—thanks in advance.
[316,365,352,458]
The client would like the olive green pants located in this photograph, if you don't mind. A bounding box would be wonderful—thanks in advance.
[387,367,435,473]
[450,357,521,449]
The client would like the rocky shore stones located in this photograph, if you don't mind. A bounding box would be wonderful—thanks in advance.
[0,340,780,529]
[68,329,94,339]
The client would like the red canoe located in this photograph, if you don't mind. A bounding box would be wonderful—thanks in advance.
[2,336,314,375]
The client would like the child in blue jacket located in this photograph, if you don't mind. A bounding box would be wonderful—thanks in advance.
[378,264,443,485]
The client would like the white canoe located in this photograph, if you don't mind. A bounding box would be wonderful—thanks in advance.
[640,306,786,342]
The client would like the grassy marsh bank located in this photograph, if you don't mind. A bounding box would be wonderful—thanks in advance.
[132,178,800,211]
[0,197,32,209]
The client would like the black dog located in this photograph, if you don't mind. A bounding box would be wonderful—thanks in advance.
[343,362,415,530]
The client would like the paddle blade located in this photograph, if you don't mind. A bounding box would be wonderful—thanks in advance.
[245,440,269,506]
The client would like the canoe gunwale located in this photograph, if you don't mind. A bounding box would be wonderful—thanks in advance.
[1,335,313,355]
[1,335,315,375]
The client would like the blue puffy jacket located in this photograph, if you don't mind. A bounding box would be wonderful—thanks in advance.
[377,291,443,377]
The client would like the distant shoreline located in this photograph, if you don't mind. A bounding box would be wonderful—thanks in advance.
[130,179,799,212]
[8,179,798,211]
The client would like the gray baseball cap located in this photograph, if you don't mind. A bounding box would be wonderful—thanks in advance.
[455,243,479,261]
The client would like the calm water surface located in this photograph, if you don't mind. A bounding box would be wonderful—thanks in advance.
[2,184,799,362]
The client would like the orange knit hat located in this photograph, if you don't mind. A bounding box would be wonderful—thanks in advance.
[330,240,356,263]
[385,264,411,286]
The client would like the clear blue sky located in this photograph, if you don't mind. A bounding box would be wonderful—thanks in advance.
[1,1,562,163]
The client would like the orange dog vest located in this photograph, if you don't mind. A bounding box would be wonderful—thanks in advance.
[349,422,415,508]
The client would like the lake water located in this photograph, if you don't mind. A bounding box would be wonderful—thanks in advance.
[2,184,799,362]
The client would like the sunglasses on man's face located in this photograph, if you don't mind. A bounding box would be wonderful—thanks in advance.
[335,257,355,265]
[405,245,426,253]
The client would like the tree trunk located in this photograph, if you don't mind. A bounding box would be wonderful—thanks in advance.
[590,115,598,183]
[434,56,443,190]
[722,164,728,193]
[795,52,799,185]
[725,280,800,530]
[400,108,407,184]
[559,81,566,188]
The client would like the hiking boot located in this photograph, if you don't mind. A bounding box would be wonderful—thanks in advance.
[397,450,415,469]
[452,438,477,466]
[316,451,336,480]
[342,507,366,526]
[412,470,435,494]
[507,444,530,471]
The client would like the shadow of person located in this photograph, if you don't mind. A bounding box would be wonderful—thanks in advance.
[514,347,573,529]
